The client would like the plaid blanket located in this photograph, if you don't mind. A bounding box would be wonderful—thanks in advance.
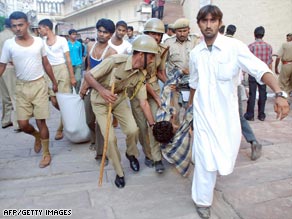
[156,68,193,177]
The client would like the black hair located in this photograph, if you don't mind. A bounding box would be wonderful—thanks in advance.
[38,19,53,30]
[127,26,134,31]
[254,26,265,39]
[96,18,115,34]
[196,5,223,23]
[116,20,127,29]
[9,11,28,22]
[226,24,236,36]
[219,25,225,34]
[68,29,77,35]
[152,121,174,144]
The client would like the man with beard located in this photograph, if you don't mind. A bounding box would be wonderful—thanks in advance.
[164,18,200,125]
[188,5,290,219]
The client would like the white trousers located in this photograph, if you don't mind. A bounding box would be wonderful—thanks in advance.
[192,156,217,206]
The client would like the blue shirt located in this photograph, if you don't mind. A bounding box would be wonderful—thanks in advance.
[68,40,83,66]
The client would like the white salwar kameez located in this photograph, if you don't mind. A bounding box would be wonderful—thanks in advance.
[189,34,272,206]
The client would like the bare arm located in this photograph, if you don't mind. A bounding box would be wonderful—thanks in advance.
[275,57,280,75]
[139,98,155,125]
[157,69,167,83]
[261,72,290,120]
[42,56,58,93]
[64,51,77,86]
[84,71,117,103]
[187,88,195,108]
[146,83,161,107]
[0,63,7,77]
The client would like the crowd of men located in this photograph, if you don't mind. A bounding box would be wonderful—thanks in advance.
[0,4,291,219]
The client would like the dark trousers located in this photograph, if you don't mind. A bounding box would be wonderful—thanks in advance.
[158,6,164,19]
[245,76,267,119]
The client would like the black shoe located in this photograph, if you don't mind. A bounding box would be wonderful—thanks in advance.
[258,116,265,121]
[2,122,13,129]
[144,157,154,168]
[114,175,125,188]
[126,153,140,172]
[244,114,254,121]
[154,160,165,174]
[250,140,262,161]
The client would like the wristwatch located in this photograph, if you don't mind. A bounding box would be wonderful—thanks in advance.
[275,91,288,99]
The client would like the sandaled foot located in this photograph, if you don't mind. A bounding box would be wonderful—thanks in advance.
[196,206,211,219]
[39,154,51,168]
[55,130,63,140]
[34,136,42,153]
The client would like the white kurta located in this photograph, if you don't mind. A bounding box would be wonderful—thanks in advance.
[189,34,272,175]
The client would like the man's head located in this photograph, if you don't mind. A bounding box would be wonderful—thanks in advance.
[38,19,53,37]
[68,29,78,41]
[4,18,11,28]
[127,26,134,38]
[226,24,236,36]
[166,23,175,36]
[286,33,292,42]
[9,11,29,38]
[218,25,225,34]
[152,121,175,144]
[115,20,128,40]
[143,18,165,44]
[173,18,190,42]
[196,5,223,44]
[95,18,115,43]
[132,34,158,69]
[254,26,265,39]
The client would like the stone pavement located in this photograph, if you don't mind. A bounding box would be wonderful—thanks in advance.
[0,96,291,219]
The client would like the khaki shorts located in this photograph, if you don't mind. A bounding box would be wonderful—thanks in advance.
[46,63,71,96]
[16,77,49,120]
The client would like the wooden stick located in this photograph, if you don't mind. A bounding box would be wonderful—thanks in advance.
[98,70,116,186]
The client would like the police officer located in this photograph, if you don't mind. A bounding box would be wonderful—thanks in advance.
[84,35,158,188]
[130,18,168,173]
[164,18,200,125]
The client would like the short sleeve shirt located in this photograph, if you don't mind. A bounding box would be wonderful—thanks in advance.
[0,36,46,80]
[90,54,147,102]
[44,35,69,65]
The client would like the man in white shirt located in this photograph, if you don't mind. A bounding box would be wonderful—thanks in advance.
[0,11,58,168]
[188,5,290,219]
[38,19,76,140]
[109,20,132,55]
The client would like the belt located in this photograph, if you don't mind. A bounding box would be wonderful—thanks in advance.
[282,60,292,64]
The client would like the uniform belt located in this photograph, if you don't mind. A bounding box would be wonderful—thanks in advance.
[146,76,158,84]
[282,60,292,64]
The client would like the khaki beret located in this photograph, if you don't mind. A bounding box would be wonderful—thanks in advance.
[173,18,190,29]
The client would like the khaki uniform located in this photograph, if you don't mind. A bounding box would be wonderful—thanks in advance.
[277,41,292,94]
[164,34,199,124]
[90,54,146,177]
[130,44,168,162]
[0,28,18,128]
